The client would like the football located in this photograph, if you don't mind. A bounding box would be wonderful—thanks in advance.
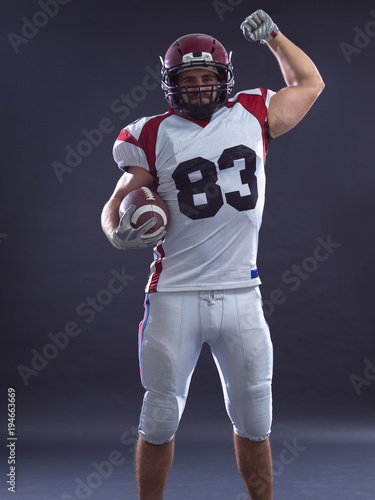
[119,187,169,235]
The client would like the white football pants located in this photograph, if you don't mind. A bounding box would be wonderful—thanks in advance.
[137,286,273,444]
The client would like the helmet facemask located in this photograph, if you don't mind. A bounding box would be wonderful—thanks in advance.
[161,48,234,120]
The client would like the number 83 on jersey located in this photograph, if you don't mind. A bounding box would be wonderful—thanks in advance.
[172,144,259,220]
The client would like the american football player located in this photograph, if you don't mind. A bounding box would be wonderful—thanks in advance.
[101,9,324,500]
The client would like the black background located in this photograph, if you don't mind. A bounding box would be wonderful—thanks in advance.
[1,0,375,497]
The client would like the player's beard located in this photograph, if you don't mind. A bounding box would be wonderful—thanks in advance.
[188,103,212,119]
[185,88,218,119]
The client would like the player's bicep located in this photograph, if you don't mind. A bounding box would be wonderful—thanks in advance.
[111,166,155,202]
[267,85,322,138]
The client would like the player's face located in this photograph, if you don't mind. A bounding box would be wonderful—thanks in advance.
[177,68,220,107]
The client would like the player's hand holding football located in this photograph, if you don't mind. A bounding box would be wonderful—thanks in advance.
[240,9,279,44]
[107,205,166,250]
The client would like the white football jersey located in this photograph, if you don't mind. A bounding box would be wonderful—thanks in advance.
[113,88,275,292]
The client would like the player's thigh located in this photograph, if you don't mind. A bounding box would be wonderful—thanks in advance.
[139,291,202,396]
[211,286,273,396]
[210,287,273,439]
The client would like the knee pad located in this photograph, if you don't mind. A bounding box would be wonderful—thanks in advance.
[229,383,272,442]
[138,391,181,445]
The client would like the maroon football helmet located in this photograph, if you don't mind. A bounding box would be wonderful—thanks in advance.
[160,33,234,120]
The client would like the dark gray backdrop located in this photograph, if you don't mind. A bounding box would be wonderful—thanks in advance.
[1,0,374,494]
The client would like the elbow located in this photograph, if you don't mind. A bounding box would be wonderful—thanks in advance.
[302,70,325,98]
[308,76,325,102]
[315,72,325,95]
[318,77,325,94]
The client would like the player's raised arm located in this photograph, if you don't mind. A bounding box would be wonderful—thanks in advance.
[241,9,325,138]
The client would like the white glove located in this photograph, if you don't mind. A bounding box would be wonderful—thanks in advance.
[240,9,279,44]
[107,205,166,250]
